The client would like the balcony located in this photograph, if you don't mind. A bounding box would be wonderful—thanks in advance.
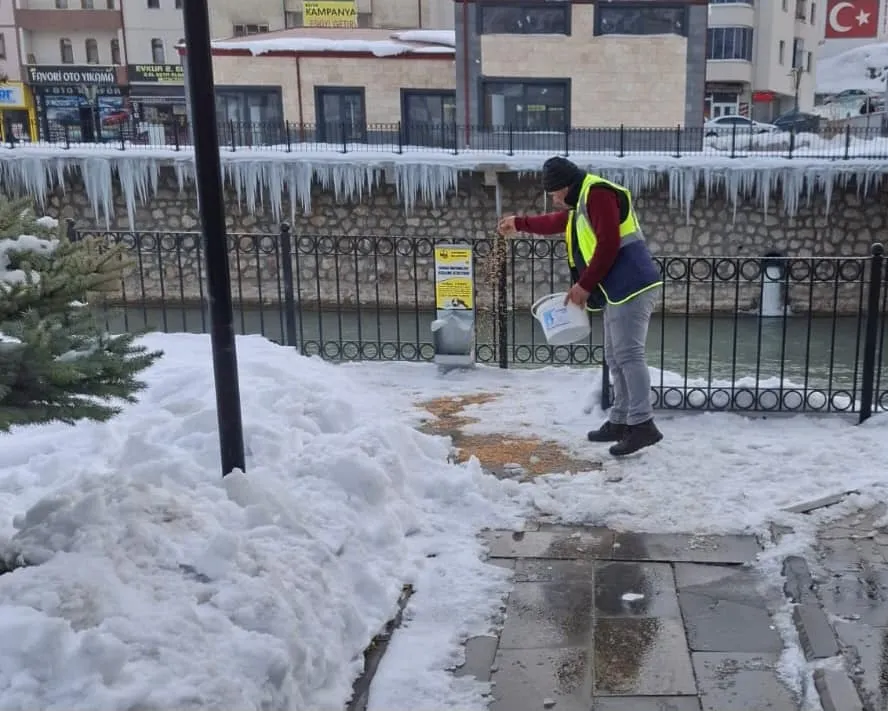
[15,9,122,33]
[706,60,754,85]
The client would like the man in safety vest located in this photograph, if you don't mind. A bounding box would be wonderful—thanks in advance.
[498,157,664,456]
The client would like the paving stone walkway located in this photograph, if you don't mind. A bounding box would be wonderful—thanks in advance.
[797,503,888,711]
[459,524,801,711]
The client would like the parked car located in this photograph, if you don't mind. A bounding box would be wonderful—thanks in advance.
[772,111,822,134]
[824,89,870,104]
[703,115,778,137]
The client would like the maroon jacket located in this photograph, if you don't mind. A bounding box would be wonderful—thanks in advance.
[514,187,621,293]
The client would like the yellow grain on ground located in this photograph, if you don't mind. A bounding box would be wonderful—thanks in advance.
[418,394,600,478]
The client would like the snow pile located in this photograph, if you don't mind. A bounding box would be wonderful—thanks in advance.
[705,130,873,153]
[211,36,453,57]
[1,147,887,230]
[0,334,523,711]
[391,30,456,47]
[816,41,888,94]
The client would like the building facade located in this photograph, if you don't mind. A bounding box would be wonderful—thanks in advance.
[205,28,456,146]
[454,0,707,132]
[13,0,128,141]
[706,0,825,122]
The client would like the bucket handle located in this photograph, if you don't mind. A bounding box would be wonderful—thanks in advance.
[530,292,567,320]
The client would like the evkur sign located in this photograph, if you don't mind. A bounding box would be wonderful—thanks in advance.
[825,0,880,39]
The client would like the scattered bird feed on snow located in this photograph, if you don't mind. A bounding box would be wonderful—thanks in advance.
[419,394,601,478]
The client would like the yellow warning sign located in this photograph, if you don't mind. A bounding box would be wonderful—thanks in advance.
[303,0,358,27]
[434,246,474,310]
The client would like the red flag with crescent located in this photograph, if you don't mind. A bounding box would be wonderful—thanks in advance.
[825,0,880,38]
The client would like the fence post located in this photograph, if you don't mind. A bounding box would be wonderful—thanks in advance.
[279,223,299,348]
[562,125,569,157]
[618,124,625,158]
[507,123,513,156]
[859,242,885,424]
[285,121,292,153]
[843,124,851,160]
[730,123,737,159]
[673,124,682,158]
[787,128,795,159]
[396,121,403,154]
[497,240,508,369]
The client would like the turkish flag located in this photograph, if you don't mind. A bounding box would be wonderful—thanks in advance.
[825,0,880,39]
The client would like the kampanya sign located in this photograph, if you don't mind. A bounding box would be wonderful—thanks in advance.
[27,66,116,85]
[303,0,357,27]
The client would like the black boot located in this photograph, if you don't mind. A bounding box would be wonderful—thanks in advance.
[587,421,627,443]
[609,419,663,457]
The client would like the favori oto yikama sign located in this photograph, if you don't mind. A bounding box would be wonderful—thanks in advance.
[825,0,880,39]
[434,246,474,311]
[303,0,358,27]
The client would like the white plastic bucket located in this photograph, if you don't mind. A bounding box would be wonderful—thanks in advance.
[530,293,591,346]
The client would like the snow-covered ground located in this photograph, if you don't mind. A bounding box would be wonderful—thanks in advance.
[1,332,886,710]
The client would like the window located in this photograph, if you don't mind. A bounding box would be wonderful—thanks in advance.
[110,38,120,64]
[106,0,115,7]
[82,0,94,8]
[707,27,754,60]
[401,90,457,147]
[782,0,788,9]
[810,2,816,23]
[55,0,68,7]
[595,5,688,37]
[85,38,99,63]
[792,37,804,67]
[479,5,569,35]
[481,80,568,131]
[147,0,159,8]
[175,0,182,7]
[315,86,366,143]
[778,40,785,64]
[151,38,164,63]
[233,24,270,36]
[805,50,812,72]
[0,33,5,60]
[59,38,74,63]
[216,87,283,145]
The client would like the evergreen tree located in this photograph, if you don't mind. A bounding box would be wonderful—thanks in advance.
[0,198,162,431]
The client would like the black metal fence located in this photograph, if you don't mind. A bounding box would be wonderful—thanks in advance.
[11,119,888,160]
[71,223,888,421]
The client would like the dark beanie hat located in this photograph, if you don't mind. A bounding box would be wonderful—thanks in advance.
[541,156,584,192]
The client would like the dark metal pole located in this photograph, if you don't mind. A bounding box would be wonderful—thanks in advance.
[182,0,246,475]
[859,243,885,425]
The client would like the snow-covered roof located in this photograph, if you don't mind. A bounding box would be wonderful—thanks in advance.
[208,27,456,58]
[816,41,888,94]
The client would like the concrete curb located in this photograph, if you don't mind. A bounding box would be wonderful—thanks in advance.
[780,556,866,711]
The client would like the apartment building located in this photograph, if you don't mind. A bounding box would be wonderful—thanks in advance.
[706,0,825,122]
[454,0,707,132]
[12,0,127,141]
[0,0,34,141]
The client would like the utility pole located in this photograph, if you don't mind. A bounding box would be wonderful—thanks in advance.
[181,0,246,477]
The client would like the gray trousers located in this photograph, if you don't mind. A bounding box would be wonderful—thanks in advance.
[602,289,657,425]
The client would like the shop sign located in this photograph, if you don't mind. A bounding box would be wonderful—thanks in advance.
[752,91,776,103]
[26,65,117,86]
[303,0,357,27]
[0,82,27,109]
[36,86,122,97]
[127,64,184,84]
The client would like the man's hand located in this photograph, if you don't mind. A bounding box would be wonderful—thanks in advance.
[565,283,590,308]
[497,215,518,237]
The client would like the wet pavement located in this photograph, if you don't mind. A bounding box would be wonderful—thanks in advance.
[809,504,888,711]
[464,524,801,711]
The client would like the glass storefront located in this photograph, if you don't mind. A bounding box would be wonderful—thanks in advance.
[37,86,128,143]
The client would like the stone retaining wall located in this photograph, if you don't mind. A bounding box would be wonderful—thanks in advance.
[34,169,888,315]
